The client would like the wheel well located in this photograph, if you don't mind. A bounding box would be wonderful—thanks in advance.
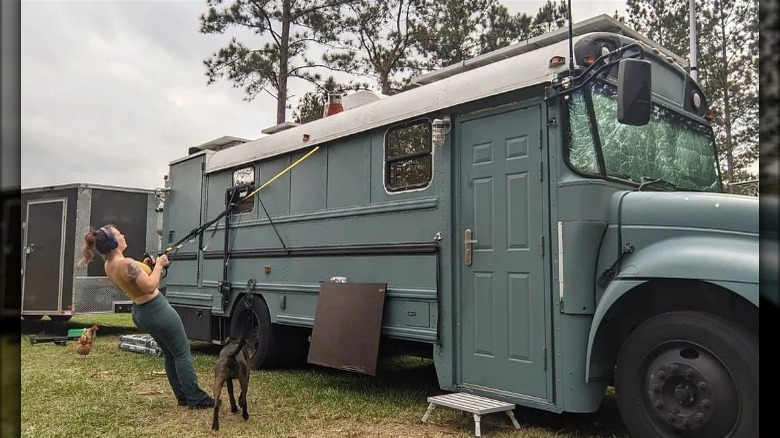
[229,293,267,332]
[589,279,758,382]
[230,292,311,368]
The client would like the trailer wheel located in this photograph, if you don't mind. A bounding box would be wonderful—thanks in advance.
[614,311,758,438]
[229,294,283,370]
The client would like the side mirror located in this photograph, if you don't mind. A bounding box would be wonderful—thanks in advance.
[617,58,652,126]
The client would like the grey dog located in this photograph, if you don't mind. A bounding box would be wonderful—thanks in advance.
[211,337,250,431]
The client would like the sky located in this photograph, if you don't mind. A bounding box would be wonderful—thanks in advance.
[20,0,627,190]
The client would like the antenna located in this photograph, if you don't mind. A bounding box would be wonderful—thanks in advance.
[689,0,698,82]
[567,0,574,76]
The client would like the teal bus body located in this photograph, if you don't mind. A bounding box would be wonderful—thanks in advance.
[161,15,760,437]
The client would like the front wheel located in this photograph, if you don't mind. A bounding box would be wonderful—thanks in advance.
[614,311,758,438]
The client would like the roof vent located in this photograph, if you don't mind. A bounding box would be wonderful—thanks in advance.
[261,121,301,135]
[342,90,386,110]
[189,135,250,154]
[323,93,344,117]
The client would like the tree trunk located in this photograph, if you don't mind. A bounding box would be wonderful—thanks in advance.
[277,0,292,124]
[380,71,391,95]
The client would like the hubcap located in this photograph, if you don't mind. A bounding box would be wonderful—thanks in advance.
[645,344,737,433]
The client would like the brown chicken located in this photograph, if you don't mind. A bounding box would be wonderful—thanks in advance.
[76,325,99,358]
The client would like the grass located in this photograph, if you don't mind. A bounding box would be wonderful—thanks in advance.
[21,313,629,438]
[2,334,22,437]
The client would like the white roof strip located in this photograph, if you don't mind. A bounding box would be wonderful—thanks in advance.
[412,14,686,86]
[203,14,672,175]
[204,40,568,174]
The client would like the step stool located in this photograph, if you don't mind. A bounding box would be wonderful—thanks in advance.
[420,392,521,437]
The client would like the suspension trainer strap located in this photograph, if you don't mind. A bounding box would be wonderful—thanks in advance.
[242,145,321,200]
[257,195,289,255]
[162,145,321,255]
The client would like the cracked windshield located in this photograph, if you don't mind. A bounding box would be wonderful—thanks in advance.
[568,82,720,191]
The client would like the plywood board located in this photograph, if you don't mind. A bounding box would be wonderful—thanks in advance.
[307,282,387,375]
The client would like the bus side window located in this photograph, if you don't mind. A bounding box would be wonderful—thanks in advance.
[384,120,433,192]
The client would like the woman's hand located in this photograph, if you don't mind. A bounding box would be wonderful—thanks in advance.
[143,254,170,269]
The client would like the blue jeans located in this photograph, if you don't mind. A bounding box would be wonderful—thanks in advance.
[131,293,210,405]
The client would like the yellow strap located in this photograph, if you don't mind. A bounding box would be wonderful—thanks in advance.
[163,145,321,253]
[243,145,321,199]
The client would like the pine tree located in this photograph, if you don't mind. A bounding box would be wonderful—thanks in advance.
[530,0,569,37]
[291,77,370,123]
[416,0,557,69]
[479,3,532,54]
[324,0,427,95]
[415,0,495,68]
[626,0,759,187]
[626,0,689,58]
[697,0,758,187]
[291,0,570,123]
[292,77,342,124]
[200,0,349,124]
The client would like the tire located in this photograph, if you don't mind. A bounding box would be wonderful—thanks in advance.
[49,315,72,322]
[229,294,284,370]
[614,311,759,438]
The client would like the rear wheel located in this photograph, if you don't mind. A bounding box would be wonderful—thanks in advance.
[614,311,758,438]
[229,294,309,369]
[230,294,280,370]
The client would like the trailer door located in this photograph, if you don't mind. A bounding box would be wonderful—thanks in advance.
[164,154,207,287]
[458,104,548,399]
[22,199,67,315]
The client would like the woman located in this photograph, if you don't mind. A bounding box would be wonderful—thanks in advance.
[80,224,214,409]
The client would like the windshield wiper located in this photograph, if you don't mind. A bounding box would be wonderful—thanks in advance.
[638,177,678,191]
[612,173,640,183]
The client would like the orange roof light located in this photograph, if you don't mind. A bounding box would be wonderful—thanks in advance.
[584,55,596,65]
[549,56,566,67]
[705,111,716,121]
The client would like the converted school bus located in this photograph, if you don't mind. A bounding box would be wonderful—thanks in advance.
[161,15,760,437]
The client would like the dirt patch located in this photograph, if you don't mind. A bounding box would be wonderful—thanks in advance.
[293,418,461,438]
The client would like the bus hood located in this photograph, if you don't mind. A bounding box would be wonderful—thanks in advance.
[617,191,758,235]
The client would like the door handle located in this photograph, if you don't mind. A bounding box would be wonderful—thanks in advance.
[464,229,478,266]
